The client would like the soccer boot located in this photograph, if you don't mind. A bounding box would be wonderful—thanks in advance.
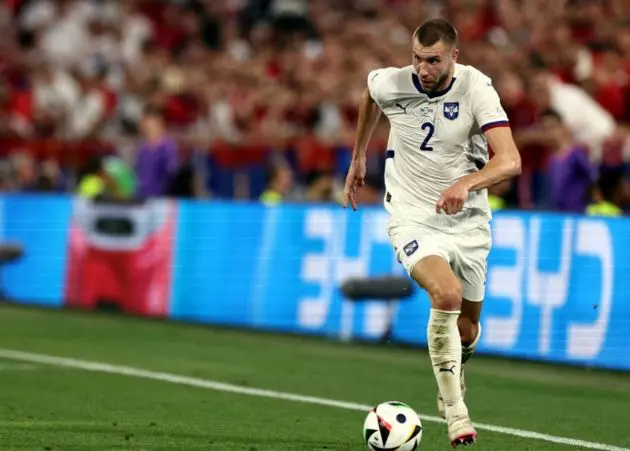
[448,414,477,447]
[437,366,467,419]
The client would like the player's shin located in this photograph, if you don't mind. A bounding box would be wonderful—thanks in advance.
[427,308,467,419]
[461,322,481,365]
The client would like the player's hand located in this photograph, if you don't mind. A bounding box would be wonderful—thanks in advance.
[436,181,469,215]
[342,158,366,211]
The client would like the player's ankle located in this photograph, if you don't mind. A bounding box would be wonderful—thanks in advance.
[445,399,469,419]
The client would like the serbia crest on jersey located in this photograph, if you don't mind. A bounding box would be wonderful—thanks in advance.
[366,63,510,232]
[443,102,459,120]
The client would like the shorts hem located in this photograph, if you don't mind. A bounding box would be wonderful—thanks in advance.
[405,251,450,277]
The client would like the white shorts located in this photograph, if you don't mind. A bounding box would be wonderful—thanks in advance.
[388,219,491,302]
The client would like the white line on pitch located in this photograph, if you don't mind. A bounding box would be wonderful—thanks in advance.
[0,349,626,451]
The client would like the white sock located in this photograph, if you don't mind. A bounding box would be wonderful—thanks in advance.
[462,322,482,365]
[428,308,467,419]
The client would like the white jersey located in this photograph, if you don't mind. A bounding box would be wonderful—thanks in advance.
[367,63,509,233]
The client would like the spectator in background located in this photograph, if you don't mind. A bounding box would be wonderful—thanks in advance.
[103,155,137,199]
[37,158,64,192]
[260,161,293,206]
[540,109,595,213]
[76,154,122,200]
[28,58,80,138]
[529,68,617,162]
[587,168,630,217]
[135,106,179,199]
[65,64,112,140]
[487,180,512,211]
[12,151,38,191]
[355,172,384,206]
[10,151,61,192]
[303,170,335,203]
[496,71,542,208]
[5,0,630,210]
[0,148,64,193]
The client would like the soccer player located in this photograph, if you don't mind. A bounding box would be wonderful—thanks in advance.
[342,19,521,447]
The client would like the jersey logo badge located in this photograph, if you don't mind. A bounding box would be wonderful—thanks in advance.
[394,102,409,114]
[403,240,418,256]
[443,102,459,120]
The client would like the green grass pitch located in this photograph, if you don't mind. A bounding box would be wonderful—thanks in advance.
[0,304,628,450]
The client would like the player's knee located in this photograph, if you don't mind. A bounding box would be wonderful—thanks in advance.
[457,316,478,344]
[429,283,462,311]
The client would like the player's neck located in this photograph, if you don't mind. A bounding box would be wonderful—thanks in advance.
[437,68,455,92]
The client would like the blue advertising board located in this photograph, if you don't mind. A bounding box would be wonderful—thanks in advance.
[0,195,71,306]
[1,194,629,371]
[172,203,630,371]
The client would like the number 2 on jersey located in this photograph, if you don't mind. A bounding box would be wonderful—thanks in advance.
[420,122,434,151]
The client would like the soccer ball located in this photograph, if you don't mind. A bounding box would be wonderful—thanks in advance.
[363,401,423,450]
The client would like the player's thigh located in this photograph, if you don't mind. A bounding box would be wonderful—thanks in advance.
[388,221,462,310]
[388,220,451,277]
[410,256,462,310]
[452,226,491,303]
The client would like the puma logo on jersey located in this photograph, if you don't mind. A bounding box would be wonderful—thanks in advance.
[395,102,409,113]
[439,365,456,375]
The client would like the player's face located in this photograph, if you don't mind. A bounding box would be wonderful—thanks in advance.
[412,39,458,93]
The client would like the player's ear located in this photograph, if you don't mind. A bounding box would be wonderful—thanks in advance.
[451,47,459,63]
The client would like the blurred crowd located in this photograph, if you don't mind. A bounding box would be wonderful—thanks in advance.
[2,0,630,215]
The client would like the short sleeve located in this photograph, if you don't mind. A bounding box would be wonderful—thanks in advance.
[470,77,510,133]
[367,67,398,108]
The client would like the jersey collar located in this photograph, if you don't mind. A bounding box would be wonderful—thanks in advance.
[411,72,456,98]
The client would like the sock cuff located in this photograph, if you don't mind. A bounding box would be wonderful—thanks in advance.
[469,322,482,348]
[429,309,460,329]
[430,308,461,316]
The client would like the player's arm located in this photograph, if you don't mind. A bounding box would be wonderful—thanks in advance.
[343,76,383,210]
[351,87,382,163]
[461,126,521,192]
[437,78,521,215]
[437,125,521,215]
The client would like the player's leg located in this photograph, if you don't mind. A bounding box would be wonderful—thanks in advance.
[455,300,482,417]
[437,299,482,418]
[410,256,477,446]
[436,225,491,425]
[459,299,482,362]
[457,225,491,368]
[388,221,476,445]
